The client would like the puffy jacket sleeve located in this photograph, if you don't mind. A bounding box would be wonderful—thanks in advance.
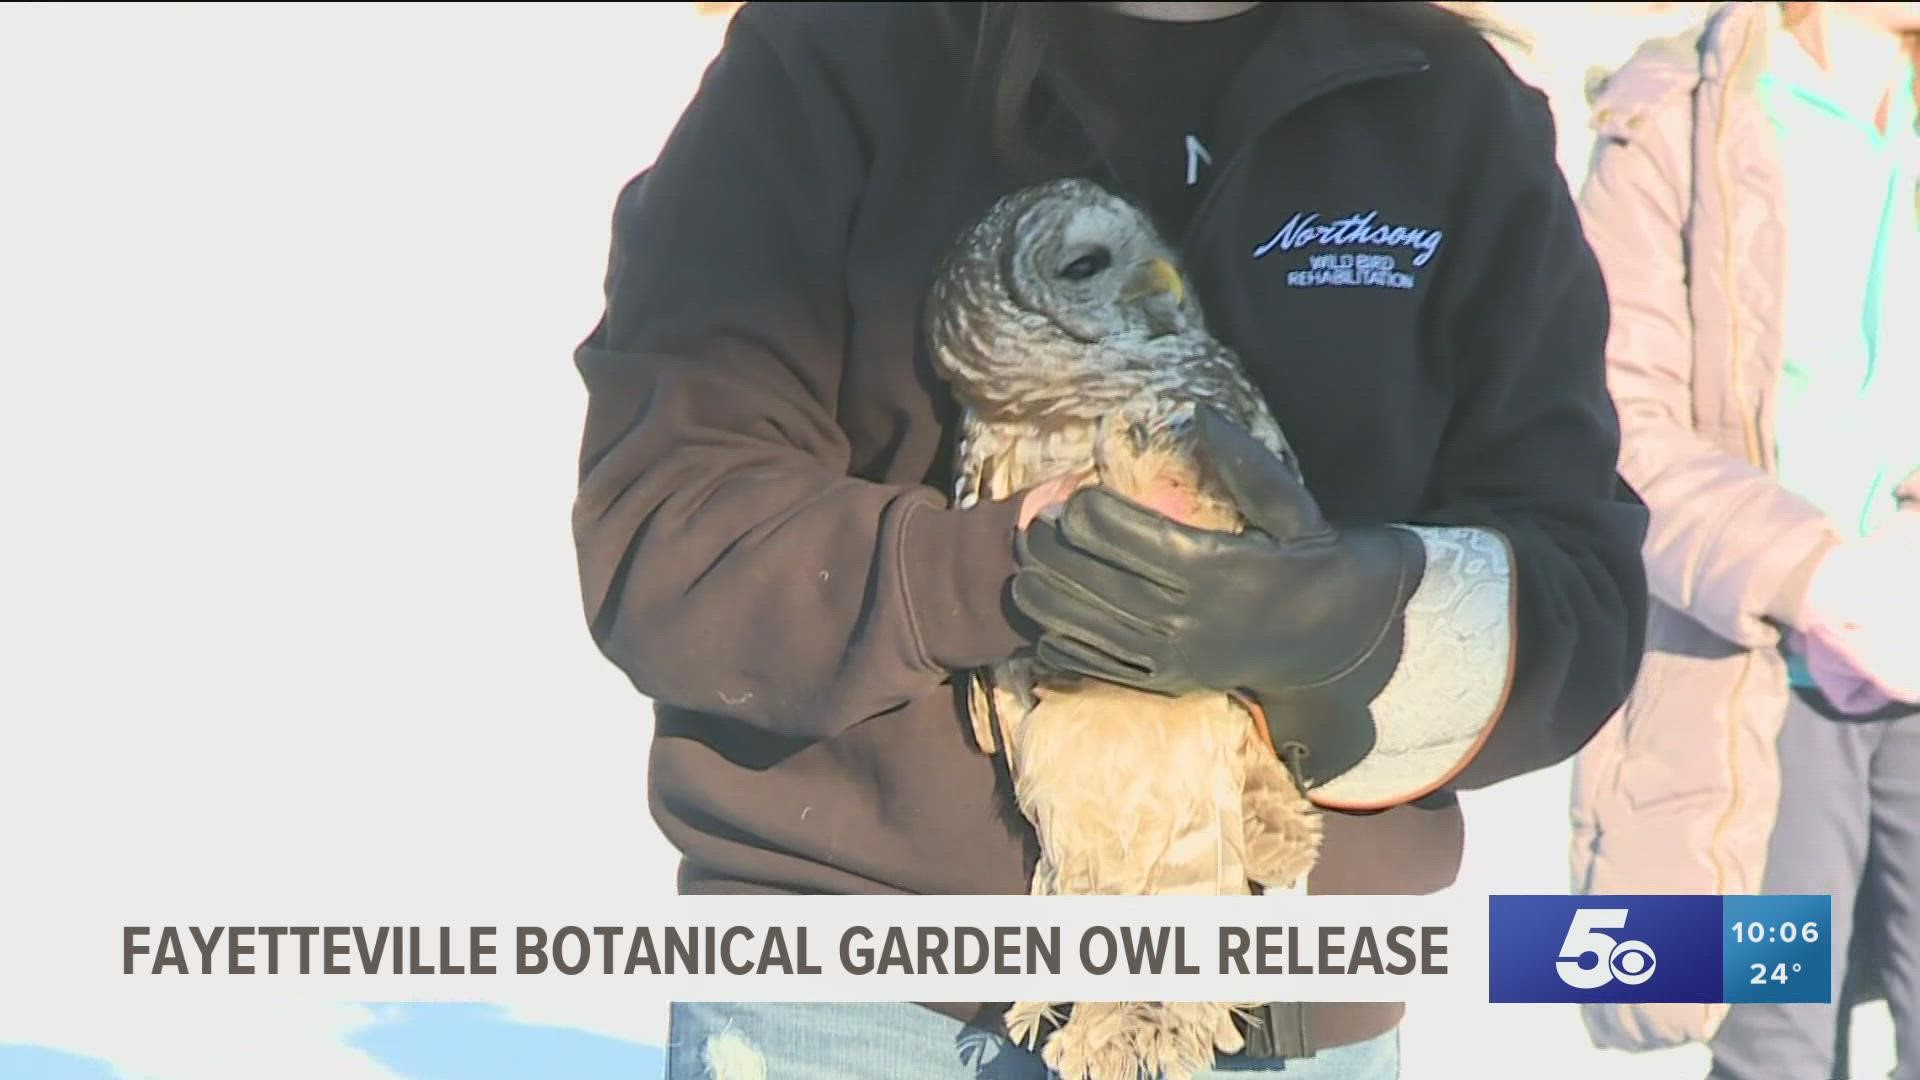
[1575,87,1839,649]
[570,10,1028,739]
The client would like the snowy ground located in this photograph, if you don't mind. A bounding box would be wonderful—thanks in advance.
[0,3,1893,1077]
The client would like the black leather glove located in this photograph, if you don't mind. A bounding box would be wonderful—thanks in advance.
[1010,407,1426,789]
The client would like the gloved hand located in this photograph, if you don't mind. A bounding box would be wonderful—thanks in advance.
[1804,542,1877,633]
[1792,624,1912,715]
[1797,509,1920,707]
[1010,407,1426,787]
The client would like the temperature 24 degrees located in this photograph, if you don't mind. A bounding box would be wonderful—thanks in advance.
[1721,896,1831,1005]
[1733,918,1818,987]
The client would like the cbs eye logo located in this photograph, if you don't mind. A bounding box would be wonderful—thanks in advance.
[1555,908,1658,989]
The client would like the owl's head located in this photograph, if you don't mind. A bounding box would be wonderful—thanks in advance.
[928,180,1204,403]
[986,178,1195,342]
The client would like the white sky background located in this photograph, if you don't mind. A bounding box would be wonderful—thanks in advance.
[0,2,1892,1078]
[1,2,720,1074]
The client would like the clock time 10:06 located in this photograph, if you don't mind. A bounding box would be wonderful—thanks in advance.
[1731,920,1821,945]
[1733,919,1822,988]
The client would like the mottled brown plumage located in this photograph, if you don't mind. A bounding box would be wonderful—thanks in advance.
[927,178,1324,1080]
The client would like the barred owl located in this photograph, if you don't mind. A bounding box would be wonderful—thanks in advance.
[927,178,1324,1080]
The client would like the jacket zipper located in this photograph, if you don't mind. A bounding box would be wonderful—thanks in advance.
[1704,18,1762,1035]
[1177,55,1433,260]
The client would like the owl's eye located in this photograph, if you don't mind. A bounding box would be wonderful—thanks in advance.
[1058,248,1112,281]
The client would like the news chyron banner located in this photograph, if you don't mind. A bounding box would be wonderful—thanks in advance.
[1488,894,1833,1005]
[99,894,1833,1008]
[110,896,1468,1005]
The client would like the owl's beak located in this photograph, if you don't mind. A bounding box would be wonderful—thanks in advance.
[1123,257,1185,306]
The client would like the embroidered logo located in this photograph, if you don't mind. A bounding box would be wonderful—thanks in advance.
[1252,210,1445,291]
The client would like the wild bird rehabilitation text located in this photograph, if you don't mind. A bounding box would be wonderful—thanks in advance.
[121,923,1449,977]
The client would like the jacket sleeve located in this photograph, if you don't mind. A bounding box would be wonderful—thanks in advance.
[571,11,1027,740]
[1316,81,1652,809]
[1575,91,1839,649]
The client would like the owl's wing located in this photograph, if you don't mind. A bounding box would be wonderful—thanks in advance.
[1245,403,1301,481]
[1202,346,1303,484]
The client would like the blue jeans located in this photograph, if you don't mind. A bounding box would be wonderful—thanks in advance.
[666,1001,1399,1079]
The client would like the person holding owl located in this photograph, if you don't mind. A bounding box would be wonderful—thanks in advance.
[570,2,1650,1077]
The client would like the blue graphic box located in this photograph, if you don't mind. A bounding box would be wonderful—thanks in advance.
[1488,895,1831,1005]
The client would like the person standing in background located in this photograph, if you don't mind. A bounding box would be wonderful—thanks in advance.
[1571,3,1920,1077]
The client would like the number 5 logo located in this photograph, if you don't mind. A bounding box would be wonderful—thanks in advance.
[1557,908,1658,989]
